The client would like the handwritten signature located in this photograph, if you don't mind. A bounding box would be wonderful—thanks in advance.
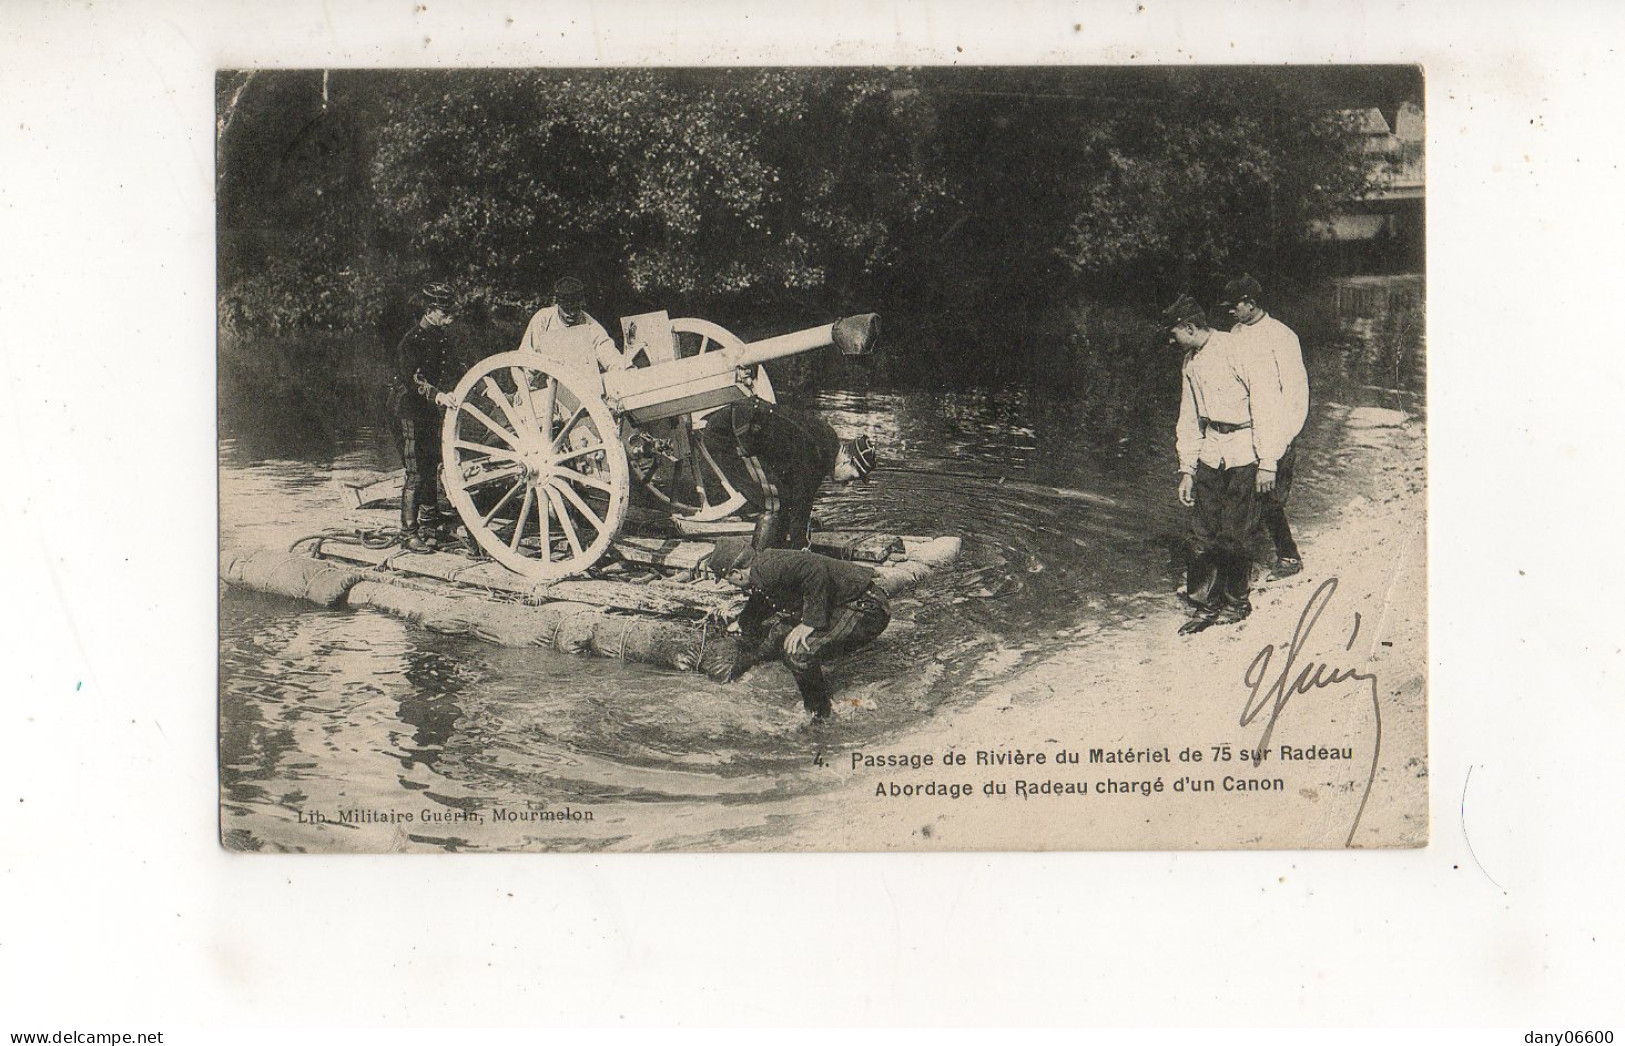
[1239,577,1384,847]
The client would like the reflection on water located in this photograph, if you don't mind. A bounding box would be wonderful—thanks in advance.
[220,351,1397,851]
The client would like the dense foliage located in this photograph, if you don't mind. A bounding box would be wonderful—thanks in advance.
[367,70,948,315]
[1052,81,1369,289]
[218,67,1409,389]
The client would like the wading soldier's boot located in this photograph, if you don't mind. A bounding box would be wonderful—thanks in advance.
[785,653,833,718]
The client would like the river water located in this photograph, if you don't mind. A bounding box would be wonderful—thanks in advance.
[219,348,1400,852]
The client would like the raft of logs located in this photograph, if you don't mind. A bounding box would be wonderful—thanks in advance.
[220,529,961,675]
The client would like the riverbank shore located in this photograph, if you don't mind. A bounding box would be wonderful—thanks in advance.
[765,405,1428,851]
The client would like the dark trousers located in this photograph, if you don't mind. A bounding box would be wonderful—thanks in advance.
[758,492,817,551]
[781,585,891,716]
[395,412,442,533]
[1261,444,1300,561]
[1188,462,1261,610]
[706,441,821,550]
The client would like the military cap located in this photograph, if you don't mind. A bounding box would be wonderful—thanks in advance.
[1218,274,1263,307]
[844,434,878,478]
[706,536,758,576]
[422,282,456,310]
[552,276,587,305]
[1160,293,1207,330]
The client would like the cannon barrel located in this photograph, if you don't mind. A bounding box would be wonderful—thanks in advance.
[603,313,879,424]
[731,313,879,366]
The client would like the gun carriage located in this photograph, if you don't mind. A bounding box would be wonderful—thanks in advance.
[439,311,878,580]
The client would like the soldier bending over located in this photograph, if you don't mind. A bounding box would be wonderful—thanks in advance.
[701,397,877,550]
[706,536,890,719]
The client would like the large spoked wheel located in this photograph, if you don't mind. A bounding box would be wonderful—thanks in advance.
[627,318,776,522]
[440,352,629,580]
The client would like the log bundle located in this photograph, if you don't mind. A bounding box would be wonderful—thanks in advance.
[220,533,960,672]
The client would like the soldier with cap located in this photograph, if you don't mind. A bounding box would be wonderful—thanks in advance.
[704,536,891,719]
[1164,293,1282,633]
[700,397,878,551]
[388,282,460,550]
[516,275,631,379]
[1218,274,1310,579]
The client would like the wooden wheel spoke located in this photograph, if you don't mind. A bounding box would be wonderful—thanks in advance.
[552,466,613,494]
[453,440,519,462]
[458,401,520,448]
[551,477,607,534]
[552,406,590,451]
[480,375,529,437]
[696,441,727,491]
[537,481,552,556]
[543,486,585,556]
[508,488,535,552]
[463,462,524,489]
[555,441,608,465]
[508,370,538,441]
[479,478,526,525]
[510,367,551,444]
[536,376,558,446]
[696,440,739,510]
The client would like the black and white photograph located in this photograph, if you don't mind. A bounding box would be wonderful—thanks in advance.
[217,65,1427,853]
[11,0,1625,1032]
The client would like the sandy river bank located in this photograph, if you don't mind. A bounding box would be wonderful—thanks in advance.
[755,404,1429,852]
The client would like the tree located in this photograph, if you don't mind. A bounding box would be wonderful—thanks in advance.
[366,69,951,321]
[1051,74,1370,296]
[217,71,400,336]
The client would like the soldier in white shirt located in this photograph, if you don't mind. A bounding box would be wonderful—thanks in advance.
[516,275,632,382]
[1165,294,1281,634]
[1218,274,1309,579]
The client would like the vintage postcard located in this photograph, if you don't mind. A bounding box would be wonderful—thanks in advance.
[217,65,1426,853]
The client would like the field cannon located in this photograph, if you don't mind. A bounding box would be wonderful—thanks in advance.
[438,311,879,579]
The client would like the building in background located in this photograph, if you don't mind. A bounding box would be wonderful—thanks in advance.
[1313,101,1425,276]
